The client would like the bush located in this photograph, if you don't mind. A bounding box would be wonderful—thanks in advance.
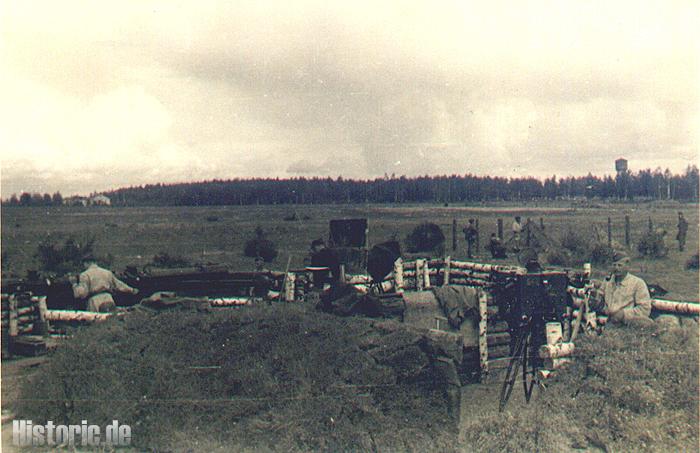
[559,228,589,257]
[244,227,278,263]
[151,252,191,268]
[687,254,699,270]
[589,242,615,265]
[637,230,668,258]
[405,223,445,255]
[549,229,616,266]
[35,236,96,275]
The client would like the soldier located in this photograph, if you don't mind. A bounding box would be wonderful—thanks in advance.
[71,258,139,312]
[488,233,507,259]
[462,219,478,259]
[511,216,523,251]
[677,212,688,252]
[599,250,652,325]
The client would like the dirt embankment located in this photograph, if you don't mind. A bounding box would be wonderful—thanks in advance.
[12,304,457,452]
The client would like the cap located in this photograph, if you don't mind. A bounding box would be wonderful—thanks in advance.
[612,249,629,262]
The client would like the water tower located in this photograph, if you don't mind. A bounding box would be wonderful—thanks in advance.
[615,158,629,199]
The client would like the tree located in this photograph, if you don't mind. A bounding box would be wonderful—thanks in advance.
[52,192,63,206]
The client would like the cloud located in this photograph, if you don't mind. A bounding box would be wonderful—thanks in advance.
[0,0,697,195]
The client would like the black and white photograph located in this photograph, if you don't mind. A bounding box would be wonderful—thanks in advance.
[1,1,698,451]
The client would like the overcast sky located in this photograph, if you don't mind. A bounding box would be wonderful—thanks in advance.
[1,1,698,196]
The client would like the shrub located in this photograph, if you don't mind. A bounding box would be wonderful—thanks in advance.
[35,236,96,275]
[405,223,445,255]
[151,252,191,268]
[544,248,570,266]
[243,227,278,263]
[589,242,615,265]
[559,228,590,257]
[637,230,668,258]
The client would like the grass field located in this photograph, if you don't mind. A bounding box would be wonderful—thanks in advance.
[1,200,698,452]
[2,201,698,299]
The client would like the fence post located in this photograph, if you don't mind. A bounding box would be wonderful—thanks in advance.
[423,260,431,289]
[443,256,451,286]
[607,217,612,247]
[452,219,457,252]
[540,217,544,230]
[625,215,631,247]
[648,217,653,232]
[475,219,480,254]
[393,258,404,293]
[497,219,503,240]
[526,218,532,247]
[416,259,424,291]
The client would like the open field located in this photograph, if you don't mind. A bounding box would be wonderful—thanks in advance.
[2,201,698,299]
[1,201,698,451]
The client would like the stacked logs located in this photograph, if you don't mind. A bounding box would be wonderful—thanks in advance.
[1,293,40,336]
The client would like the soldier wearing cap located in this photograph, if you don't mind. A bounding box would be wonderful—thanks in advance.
[462,219,478,259]
[600,250,652,324]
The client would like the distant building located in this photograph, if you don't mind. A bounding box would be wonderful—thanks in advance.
[64,196,88,206]
[90,195,111,206]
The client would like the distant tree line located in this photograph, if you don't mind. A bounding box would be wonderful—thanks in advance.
[3,165,698,207]
[3,192,63,206]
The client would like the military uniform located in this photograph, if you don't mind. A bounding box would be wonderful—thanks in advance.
[72,263,138,312]
[602,273,652,323]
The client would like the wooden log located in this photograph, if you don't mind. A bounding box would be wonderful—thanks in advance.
[423,260,431,289]
[393,258,404,293]
[17,324,35,335]
[450,260,524,275]
[487,319,509,333]
[8,295,18,336]
[209,298,250,307]
[44,310,113,323]
[486,333,510,347]
[539,342,575,359]
[545,322,563,345]
[449,270,491,280]
[415,259,424,291]
[651,299,700,315]
[403,261,416,270]
[488,344,512,359]
[478,289,488,375]
[284,273,296,302]
[448,277,492,288]
[339,264,346,284]
[442,256,451,285]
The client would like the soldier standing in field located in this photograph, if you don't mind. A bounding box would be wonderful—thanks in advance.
[462,219,478,259]
[676,212,688,252]
[511,216,523,252]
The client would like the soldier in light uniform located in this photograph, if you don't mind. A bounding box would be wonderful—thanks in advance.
[600,250,652,325]
[71,259,139,312]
